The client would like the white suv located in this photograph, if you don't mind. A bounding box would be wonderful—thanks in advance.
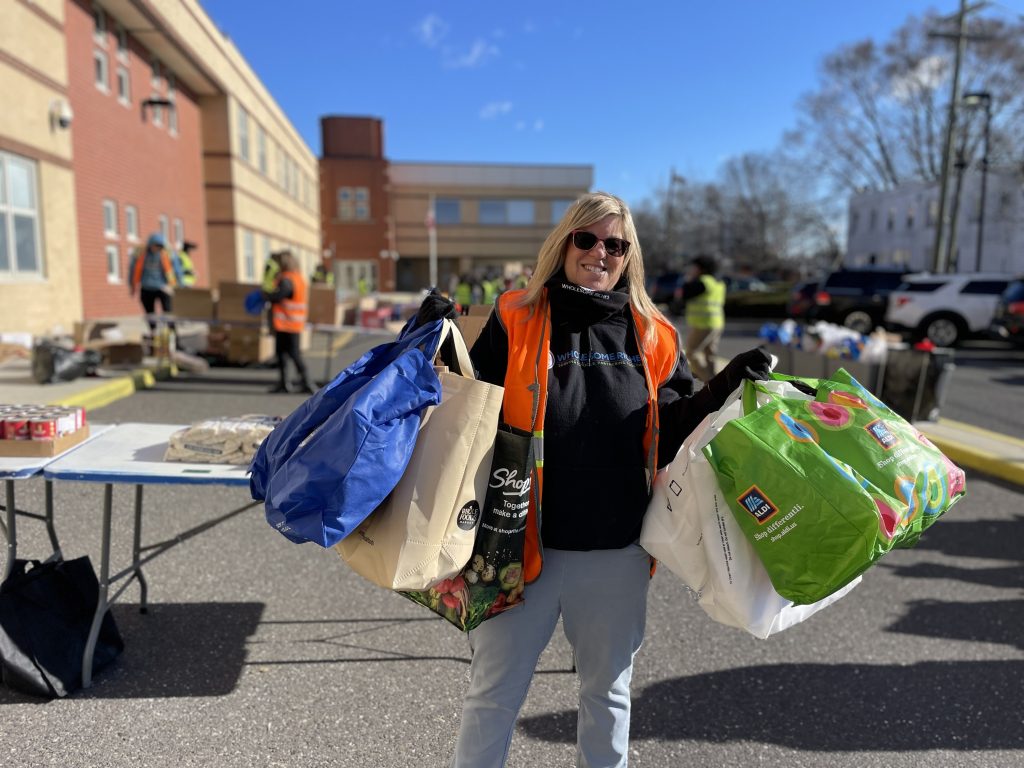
[885,272,1014,347]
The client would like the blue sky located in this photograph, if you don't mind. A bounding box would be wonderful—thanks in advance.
[201,0,1023,208]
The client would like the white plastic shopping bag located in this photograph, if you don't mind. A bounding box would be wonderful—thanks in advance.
[642,380,859,638]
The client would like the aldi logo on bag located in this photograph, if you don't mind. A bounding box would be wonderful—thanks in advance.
[738,485,778,524]
[865,419,899,450]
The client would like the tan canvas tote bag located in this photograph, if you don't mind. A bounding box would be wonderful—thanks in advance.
[336,319,504,590]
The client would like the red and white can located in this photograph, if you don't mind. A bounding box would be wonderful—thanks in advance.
[3,417,31,440]
[30,413,60,441]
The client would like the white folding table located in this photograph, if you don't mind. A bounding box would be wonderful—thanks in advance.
[43,422,257,687]
[1,425,114,580]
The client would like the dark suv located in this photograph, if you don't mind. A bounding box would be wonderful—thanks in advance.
[808,267,908,333]
[991,277,1024,346]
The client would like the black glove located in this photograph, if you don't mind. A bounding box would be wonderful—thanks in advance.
[415,288,458,327]
[704,346,773,403]
[723,346,773,385]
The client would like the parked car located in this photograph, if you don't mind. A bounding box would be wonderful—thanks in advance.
[990,276,1024,346]
[721,277,793,318]
[808,268,908,333]
[785,280,819,320]
[885,272,1014,347]
[646,271,684,307]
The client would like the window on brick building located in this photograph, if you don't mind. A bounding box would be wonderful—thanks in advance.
[0,151,43,279]
[92,5,107,45]
[158,214,168,243]
[94,50,109,92]
[167,74,177,135]
[150,55,161,88]
[257,126,267,174]
[102,200,118,237]
[173,218,184,249]
[125,205,138,241]
[116,66,130,105]
[106,244,121,282]
[116,24,128,61]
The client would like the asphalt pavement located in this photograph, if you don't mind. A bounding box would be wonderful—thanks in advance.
[1,329,1023,767]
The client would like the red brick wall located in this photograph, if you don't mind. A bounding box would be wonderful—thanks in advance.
[67,0,206,320]
[319,118,392,287]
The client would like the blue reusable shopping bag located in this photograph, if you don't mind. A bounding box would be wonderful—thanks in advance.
[250,318,446,547]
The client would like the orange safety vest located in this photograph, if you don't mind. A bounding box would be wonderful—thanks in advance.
[495,288,681,584]
[131,248,177,289]
[272,270,308,333]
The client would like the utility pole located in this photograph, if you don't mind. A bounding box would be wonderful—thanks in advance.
[929,0,990,273]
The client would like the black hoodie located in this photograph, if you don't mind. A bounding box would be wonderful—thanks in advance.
[471,273,734,550]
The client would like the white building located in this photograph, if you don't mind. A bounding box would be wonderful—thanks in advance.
[846,169,1024,274]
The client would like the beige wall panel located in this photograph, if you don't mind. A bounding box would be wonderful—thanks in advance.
[0,64,73,161]
[0,164,82,335]
[1,3,68,84]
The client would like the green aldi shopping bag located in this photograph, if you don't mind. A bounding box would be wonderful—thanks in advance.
[704,398,904,605]
[798,369,966,544]
[708,370,967,605]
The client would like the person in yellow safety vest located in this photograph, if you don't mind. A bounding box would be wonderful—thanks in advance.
[453,275,473,315]
[481,275,498,305]
[311,260,334,286]
[262,250,313,394]
[176,241,198,286]
[128,233,181,333]
[680,254,727,382]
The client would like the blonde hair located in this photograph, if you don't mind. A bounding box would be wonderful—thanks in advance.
[517,191,666,342]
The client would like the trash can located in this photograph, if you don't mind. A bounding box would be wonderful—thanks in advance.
[877,347,955,423]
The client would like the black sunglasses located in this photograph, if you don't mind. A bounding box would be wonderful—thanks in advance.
[570,230,630,258]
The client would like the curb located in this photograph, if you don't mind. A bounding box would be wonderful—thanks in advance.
[921,419,1024,488]
[44,364,175,411]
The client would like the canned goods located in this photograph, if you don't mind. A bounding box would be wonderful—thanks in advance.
[3,418,31,440]
[30,414,59,441]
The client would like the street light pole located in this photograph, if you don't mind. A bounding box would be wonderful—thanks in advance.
[963,91,993,271]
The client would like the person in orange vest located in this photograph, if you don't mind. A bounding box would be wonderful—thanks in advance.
[128,233,182,333]
[262,250,314,394]
[419,192,772,766]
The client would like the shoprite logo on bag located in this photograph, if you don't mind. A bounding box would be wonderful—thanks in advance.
[865,419,900,450]
[457,501,481,531]
[738,485,778,524]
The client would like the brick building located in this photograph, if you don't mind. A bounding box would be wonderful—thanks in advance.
[1,0,319,335]
[320,115,593,294]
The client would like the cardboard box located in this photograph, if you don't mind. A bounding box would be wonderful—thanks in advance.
[308,286,344,326]
[0,425,90,458]
[225,326,275,364]
[218,281,264,324]
[99,342,145,366]
[174,287,218,320]
[457,315,489,350]
[467,304,494,318]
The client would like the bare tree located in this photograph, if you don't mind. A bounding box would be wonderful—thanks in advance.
[794,10,1024,194]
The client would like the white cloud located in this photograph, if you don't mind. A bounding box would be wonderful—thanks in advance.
[533,119,544,132]
[445,38,500,69]
[416,14,448,48]
[480,101,513,120]
[890,55,946,102]
[515,120,526,131]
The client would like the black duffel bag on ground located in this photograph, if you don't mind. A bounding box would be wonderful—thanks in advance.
[0,556,124,698]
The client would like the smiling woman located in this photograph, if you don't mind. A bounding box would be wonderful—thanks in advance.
[442,190,774,767]
[564,218,629,292]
